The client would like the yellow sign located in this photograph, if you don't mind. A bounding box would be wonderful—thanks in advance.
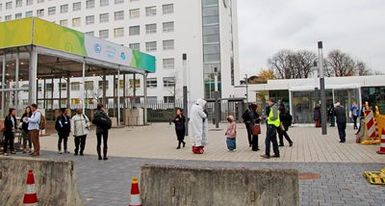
[0,18,33,49]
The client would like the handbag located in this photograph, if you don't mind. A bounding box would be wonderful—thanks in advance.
[251,123,261,135]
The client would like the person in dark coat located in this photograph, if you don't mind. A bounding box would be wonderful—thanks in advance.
[277,104,293,147]
[242,104,253,147]
[173,108,186,149]
[55,108,71,154]
[3,108,17,155]
[334,102,347,143]
[21,106,32,153]
[328,105,335,127]
[314,105,321,128]
[242,104,260,150]
[92,103,112,160]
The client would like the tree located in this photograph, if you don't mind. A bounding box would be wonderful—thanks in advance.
[258,69,276,80]
[355,61,372,76]
[268,49,317,79]
[326,50,356,77]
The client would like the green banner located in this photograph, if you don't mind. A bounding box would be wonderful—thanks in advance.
[0,18,33,49]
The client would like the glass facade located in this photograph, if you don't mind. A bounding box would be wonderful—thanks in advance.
[202,0,221,99]
[362,87,385,113]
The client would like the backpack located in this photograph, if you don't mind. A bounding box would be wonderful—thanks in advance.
[39,112,46,130]
[93,112,112,130]
[287,113,293,127]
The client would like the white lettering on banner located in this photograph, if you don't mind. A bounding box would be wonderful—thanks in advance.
[85,36,132,66]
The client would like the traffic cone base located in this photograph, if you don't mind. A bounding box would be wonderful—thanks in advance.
[23,170,38,206]
[129,177,142,206]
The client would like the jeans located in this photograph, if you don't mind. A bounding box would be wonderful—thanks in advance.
[226,137,236,151]
[265,125,279,156]
[58,133,69,152]
[3,131,15,153]
[21,130,32,150]
[337,123,346,142]
[74,135,87,155]
[96,130,109,158]
[352,115,358,129]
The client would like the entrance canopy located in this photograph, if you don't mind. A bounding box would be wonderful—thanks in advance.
[0,18,156,124]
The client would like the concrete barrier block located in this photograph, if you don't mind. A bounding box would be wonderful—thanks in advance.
[141,164,299,206]
[0,157,83,206]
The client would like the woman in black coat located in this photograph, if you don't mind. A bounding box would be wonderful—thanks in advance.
[3,108,17,155]
[278,104,293,147]
[242,103,261,151]
[173,108,186,149]
[21,106,32,153]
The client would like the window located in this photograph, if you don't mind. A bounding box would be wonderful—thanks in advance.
[163,77,175,87]
[6,2,12,10]
[71,98,81,105]
[5,15,12,21]
[148,97,157,104]
[163,40,174,50]
[0,4,2,11]
[129,25,140,36]
[129,8,139,18]
[60,4,68,13]
[46,83,53,91]
[115,0,124,4]
[114,10,124,21]
[71,82,80,91]
[16,0,23,8]
[25,11,33,17]
[163,96,175,103]
[129,43,140,50]
[59,19,68,26]
[145,6,156,17]
[86,15,95,25]
[15,13,22,19]
[72,17,81,27]
[163,58,175,69]
[129,79,140,88]
[48,7,56,16]
[37,9,44,17]
[26,0,33,6]
[73,2,81,11]
[100,13,109,23]
[100,0,109,7]
[162,4,174,14]
[98,81,109,90]
[114,27,124,37]
[147,78,157,88]
[86,0,95,9]
[85,31,94,36]
[163,21,174,32]
[37,0,44,3]
[145,41,157,52]
[85,81,94,90]
[99,29,109,39]
[60,83,67,91]
[145,24,157,34]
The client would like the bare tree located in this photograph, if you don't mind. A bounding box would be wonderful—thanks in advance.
[327,50,356,77]
[355,61,372,76]
[268,49,293,79]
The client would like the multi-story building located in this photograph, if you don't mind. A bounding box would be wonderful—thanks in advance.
[0,0,240,105]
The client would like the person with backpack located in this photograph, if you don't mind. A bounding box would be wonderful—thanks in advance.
[21,106,32,153]
[72,109,90,156]
[55,108,71,154]
[277,103,293,147]
[172,108,186,149]
[3,108,17,156]
[25,103,42,157]
[92,103,112,160]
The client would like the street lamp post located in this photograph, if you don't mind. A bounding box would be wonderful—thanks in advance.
[182,53,189,136]
[214,67,220,128]
[318,41,327,135]
[245,74,249,103]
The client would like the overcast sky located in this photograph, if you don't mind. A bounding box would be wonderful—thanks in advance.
[238,0,385,76]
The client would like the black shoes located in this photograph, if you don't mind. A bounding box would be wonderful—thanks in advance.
[289,142,293,147]
[279,144,284,147]
[182,142,186,148]
[176,146,181,149]
[103,157,108,160]
[98,156,102,160]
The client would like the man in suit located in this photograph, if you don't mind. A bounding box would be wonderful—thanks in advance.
[334,102,347,143]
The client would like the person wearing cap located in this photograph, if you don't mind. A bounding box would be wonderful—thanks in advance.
[261,98,280,159]
[334,102,347,143]
[55,108,71,154]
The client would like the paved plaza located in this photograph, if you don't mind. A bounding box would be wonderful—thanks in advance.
[13,123,385,205]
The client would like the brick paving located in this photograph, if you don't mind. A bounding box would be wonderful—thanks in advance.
[9,123,385,205]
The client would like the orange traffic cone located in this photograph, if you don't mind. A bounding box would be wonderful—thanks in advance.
[377,129,385,154]
[128,177,142,206]
[23,170,38,206]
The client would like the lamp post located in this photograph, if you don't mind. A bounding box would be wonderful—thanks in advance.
[318,41,327,135]
[214,67,220,128]
[245,74,249,103]
[182,53,188,136]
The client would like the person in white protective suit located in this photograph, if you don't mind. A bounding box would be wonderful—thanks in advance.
[189,98,208,154]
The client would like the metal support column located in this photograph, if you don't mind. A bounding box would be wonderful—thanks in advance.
[113,75,116,117]
[143,73,148,125]
[117,69,121,126]
[59,78,62,108]
[15,49,20,113]
[51,77,54,111]
[318,41,327,135]
[29,47,38,104]
[66,76,70,109]
[81,61,86,114]
[123,73,126,125]
[133,73,136,103]
[43,79,46,109]
[1,52,6,117]
[102,73,107,105]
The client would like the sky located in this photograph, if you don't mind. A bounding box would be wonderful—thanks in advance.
[238,0,385,76]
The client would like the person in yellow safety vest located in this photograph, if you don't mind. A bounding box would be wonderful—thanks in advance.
[260,98,280,159]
